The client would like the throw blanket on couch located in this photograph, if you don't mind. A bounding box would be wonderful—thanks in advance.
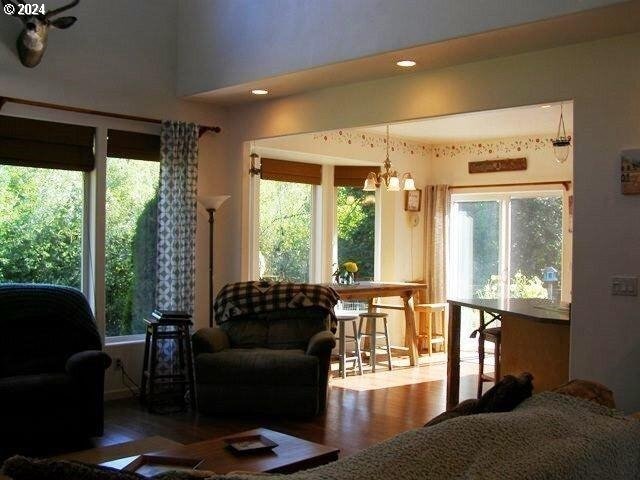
[208,392,640,480]
[214,281,340,331]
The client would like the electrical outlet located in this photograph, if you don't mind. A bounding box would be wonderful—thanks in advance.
[114,358,123,370]
[612,276,638,296]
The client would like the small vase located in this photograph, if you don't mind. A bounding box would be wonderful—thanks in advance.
[346,272,355,285]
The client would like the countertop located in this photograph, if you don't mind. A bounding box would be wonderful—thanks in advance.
[447,298,570,325]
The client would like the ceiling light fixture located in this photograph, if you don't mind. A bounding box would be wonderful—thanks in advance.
[363,125,416,192]
[551,103,572,163]
[396,60,417,68]
[251,89,269,95]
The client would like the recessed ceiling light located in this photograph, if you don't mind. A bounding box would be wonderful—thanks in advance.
[251,89,269,95]
[396,60,417,68]
[540,105,552,109]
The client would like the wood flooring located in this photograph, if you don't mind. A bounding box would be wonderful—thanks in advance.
[98,370,478,459]
[1,365,478,461]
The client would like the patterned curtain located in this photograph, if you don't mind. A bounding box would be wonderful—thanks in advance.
[423,185,450,303]
[155,120,199,313]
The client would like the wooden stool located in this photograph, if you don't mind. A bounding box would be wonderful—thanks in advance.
[357,312,392,373]
[336,314,363,378]
[140,314,196,413]
[414,302,449,355]
[477,319,502,398]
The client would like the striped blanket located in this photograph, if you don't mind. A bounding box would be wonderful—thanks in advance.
[213,281,340,330]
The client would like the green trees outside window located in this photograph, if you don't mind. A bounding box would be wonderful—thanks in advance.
[258,179,312,282]
[452,195,563,301]
[256,182,377,284]
[336,186,375,281]
[105,158,159,336]
[0,165,83,287]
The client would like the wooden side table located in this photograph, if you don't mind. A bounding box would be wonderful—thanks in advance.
[140,311,196,413]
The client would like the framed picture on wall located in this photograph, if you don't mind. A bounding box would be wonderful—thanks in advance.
[405,189,422,212]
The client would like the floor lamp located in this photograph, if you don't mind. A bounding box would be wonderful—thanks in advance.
[198,195,230,327]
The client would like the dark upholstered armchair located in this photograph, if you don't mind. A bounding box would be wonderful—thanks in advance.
[0,284,111,444]
[192,282,338,417]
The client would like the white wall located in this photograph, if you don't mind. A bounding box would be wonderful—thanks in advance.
[0,0,231,399]
[176,0,623,95]
[429,135,573,186]
[226,33,640,411]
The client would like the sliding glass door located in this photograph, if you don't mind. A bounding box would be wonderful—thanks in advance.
[449,199,502,300]
[449,191,563,302]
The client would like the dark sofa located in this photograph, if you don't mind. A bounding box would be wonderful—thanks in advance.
[0,284,111,445]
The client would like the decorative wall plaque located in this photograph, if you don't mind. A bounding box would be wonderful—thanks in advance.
[468,157,527,174]
[621,149,640,195]
[405,189,422,212]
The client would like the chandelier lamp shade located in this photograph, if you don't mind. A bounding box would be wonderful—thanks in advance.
[551,103,572,164]
[363,125,416,192]
[198,194,230,327]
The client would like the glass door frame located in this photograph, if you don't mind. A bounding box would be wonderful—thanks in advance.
[448,188,565,301]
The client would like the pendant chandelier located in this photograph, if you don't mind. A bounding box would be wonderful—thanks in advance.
[551,104,572,164]
[363,125,416,192]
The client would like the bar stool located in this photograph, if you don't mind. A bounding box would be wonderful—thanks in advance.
[473,310,502,398]
[140,312,196,413]
[414,302,449,355]
[358,312,392,372]
[335,314,363,378]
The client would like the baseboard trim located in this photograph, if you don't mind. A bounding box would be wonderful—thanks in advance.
[105,388,136,401]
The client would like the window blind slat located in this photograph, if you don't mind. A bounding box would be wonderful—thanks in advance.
[0,115,95,171]
[107,130,160,162]
[260,158,322,185]
[334,165,379,187]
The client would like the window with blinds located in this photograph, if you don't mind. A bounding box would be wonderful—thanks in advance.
[259,158,322,185]
[0,115,91,288]
[334,165,378,187]
[0,114,95,171]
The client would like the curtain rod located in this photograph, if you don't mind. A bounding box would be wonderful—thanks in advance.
[0,96,221,137]
[450,180,571,191]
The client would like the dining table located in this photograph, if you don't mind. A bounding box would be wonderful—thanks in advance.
[326,281,428,366]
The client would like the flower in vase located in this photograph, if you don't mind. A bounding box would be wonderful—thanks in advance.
[343,261,358,273]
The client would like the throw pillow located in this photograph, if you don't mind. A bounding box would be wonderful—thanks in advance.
[553,379,616,408]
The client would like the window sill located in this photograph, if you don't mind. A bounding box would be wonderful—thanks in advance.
[105,334,145,346]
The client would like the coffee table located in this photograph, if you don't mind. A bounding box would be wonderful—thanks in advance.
[101,428,339,475]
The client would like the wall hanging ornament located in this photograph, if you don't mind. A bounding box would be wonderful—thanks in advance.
[551,104,572,163]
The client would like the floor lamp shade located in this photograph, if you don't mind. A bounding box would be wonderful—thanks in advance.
[198,195,230,327]
[199,195,230,211]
